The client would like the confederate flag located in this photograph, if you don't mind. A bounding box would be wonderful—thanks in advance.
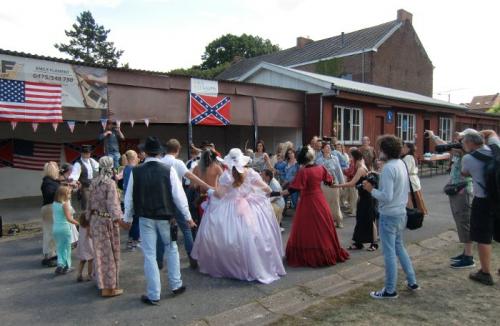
[190,93,231,126]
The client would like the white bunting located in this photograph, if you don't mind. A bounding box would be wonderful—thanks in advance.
[32,123,38,132]
[130,120,135,127]
[100,118,108,129]
[67,120,76,133]
[10,121,17,130]
[52,123,58,132]
[116,120,121,128]
[144,118,150,127]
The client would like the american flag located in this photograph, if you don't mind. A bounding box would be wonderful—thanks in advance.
[0,78,63,123]
[13,139,61,170]
[190,93,231,126]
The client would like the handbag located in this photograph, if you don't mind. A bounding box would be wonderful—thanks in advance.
[443,182,467,196]
[403,160,424,230]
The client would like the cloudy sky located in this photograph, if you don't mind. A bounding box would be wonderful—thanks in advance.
[1,0,498,104]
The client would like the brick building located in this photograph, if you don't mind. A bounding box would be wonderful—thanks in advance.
[218,9,433,97]
[468,93,500,112]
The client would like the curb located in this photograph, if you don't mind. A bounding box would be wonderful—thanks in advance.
[188,230,459,326]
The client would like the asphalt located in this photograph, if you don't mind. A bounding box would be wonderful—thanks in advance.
[0,174,456,326]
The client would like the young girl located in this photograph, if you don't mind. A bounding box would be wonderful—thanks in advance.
[76,213,94,282]
[52,186,79,275]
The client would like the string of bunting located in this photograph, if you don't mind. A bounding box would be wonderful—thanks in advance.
[7,118,153,132]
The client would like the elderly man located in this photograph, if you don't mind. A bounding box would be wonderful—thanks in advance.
[461,130,500,286]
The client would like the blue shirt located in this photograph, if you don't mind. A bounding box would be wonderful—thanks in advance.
[284,162,299,183]
[333,150,348,169]
[371,159,409,217]
[122,165,133,195]
[274,160,287,181]
[316,154,345,184]
[99,130,121,154]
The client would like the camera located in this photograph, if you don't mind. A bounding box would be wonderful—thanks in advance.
[356,173,379,190]
[435,143,463,153]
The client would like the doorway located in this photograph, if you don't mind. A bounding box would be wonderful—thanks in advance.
[375,116,385,138]
[423,119,431,153]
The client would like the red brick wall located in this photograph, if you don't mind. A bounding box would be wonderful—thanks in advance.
[372,22,433,96]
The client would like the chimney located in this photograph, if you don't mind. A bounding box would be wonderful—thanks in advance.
[297,36,313,49]
[397,9,413,24]
[341,32,345,47]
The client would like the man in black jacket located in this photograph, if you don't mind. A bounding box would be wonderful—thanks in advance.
[123,137,196,305]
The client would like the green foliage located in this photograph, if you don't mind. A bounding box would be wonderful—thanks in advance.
[169,62,231,79]
[201,34,280,69]
[54,11,124,67]
[487,104,500,114]
[315,58,343,77]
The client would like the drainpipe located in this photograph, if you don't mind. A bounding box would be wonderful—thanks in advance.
[361,49,365,83]
[319,95,324,139]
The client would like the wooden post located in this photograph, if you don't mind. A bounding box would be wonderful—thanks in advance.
[252,96,258,148]
[187,91,193,159]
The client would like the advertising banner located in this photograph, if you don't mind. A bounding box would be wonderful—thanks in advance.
[0,54,107,109]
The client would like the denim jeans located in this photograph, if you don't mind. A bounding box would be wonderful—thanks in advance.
[128,216,140,241]
[139,217,182,300]
[156,209,193,264]
[108,151,121,169]
[379,214,417,293]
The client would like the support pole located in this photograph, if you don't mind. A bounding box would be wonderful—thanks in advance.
[187,91,193,159]
[252,96,258,148]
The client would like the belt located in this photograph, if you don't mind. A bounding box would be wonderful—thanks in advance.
[91,210,112,218]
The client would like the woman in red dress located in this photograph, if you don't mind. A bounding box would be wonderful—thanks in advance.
[284,145,350,267]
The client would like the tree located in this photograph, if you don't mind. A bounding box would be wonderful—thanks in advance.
[169,62,231,79]
[487,104,500,114]
[201,34,280,69]
[54,11,124,67]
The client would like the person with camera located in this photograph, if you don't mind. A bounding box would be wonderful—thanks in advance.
[460,130,500,286]
[362,135,419,299]
[427,129,475,269]
[99,121,125,169]
[335,149,378,251]
[123,137,197,305]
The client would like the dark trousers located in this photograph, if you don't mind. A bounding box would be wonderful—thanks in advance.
[128,216,140,241]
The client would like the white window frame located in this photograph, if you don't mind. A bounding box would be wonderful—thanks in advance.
[396,112,416,143]
[334,105,363,145]
[439,117,453,142]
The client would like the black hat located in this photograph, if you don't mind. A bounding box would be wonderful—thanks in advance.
[144,136,163,155]
[81,144,93,153]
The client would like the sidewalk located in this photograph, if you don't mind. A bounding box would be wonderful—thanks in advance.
[190,231,500,326]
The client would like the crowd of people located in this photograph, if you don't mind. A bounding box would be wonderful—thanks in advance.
[38,123,500,305]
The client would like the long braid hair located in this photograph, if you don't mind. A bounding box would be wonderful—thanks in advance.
[232,166,244,188]
[199,149,218,176]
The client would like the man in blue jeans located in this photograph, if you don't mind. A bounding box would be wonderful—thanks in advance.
[123,136,197,305]
[363,135,419,299]
[99,121,125,169]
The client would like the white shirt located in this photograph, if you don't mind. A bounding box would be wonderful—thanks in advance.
[161,154,189,179]
[69,157,99,181]
[269,178,285,209]
[123,157,191,223]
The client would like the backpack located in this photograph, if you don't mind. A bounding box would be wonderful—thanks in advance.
[471,144,500,210]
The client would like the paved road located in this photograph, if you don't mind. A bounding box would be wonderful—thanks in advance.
[0,175,455,326]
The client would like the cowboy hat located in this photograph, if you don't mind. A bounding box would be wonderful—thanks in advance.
[223,148,251,173]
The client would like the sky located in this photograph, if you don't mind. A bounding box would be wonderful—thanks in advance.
[1,0,498,104]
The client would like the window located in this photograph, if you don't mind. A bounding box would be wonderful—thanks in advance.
[334,106,363,144]
[439,117,453,142]
[396,113,416,143]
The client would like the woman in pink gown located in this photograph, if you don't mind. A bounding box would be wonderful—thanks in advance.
[191,148,286,284]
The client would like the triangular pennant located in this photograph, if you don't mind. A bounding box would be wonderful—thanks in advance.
[130,120,135,127]
[116,120,121,128]
[144,118,150,127]
[84,120,89,125]
[100,118,108,130]
[67,120,76,133]
[10,121,17,130]
[52,123,59,132]
[32,123,38,132]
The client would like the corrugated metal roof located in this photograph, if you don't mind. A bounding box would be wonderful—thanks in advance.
[217,20,402,80]
[238,62,466,110]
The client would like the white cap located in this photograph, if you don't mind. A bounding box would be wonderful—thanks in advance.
[223,148,251,173]
[458,128,479,137]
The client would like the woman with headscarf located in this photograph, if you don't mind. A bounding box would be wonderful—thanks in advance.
[191,148,285,284]
[87,156,127,297]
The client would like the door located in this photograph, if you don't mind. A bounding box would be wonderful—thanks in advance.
[423,119,431,153]
[375,116,385,138]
